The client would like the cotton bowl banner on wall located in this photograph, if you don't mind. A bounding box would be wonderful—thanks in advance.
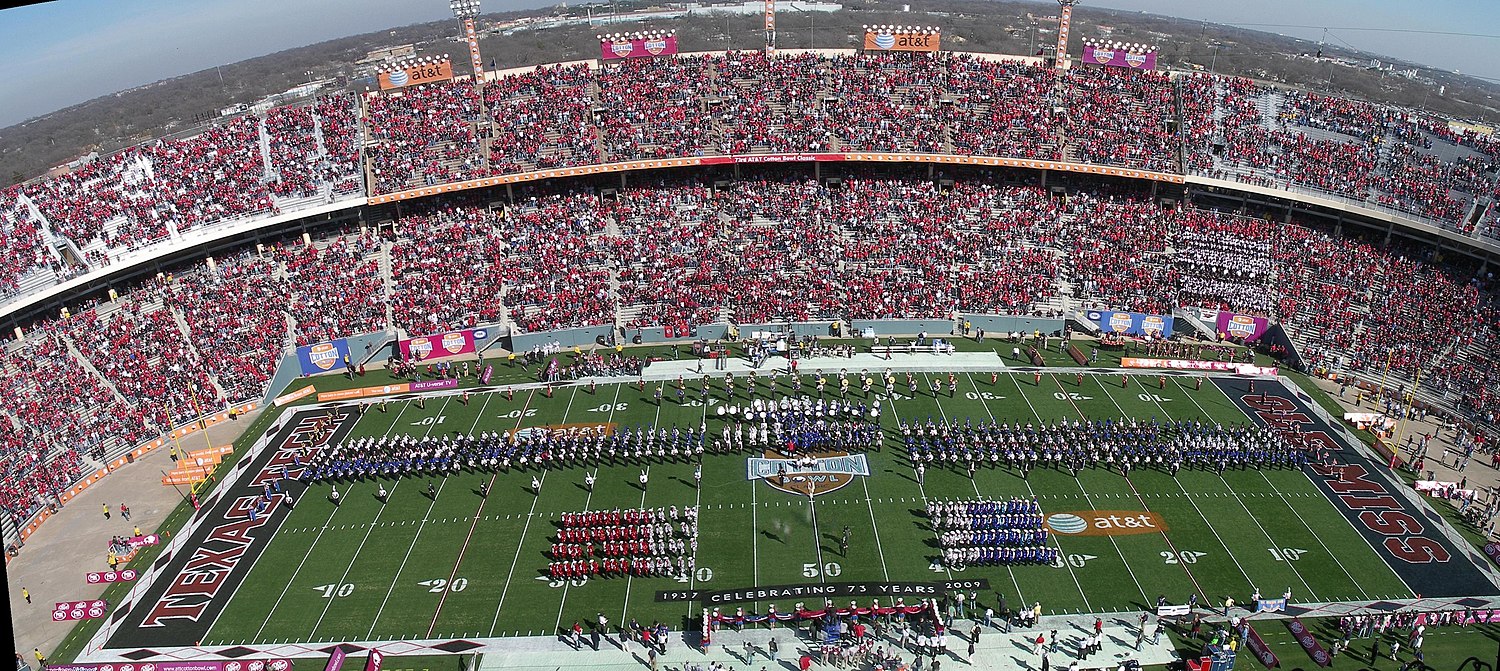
[1087,310,1174,338]
[399,329,478,362]
[296,338,351,375]
[600,34,679,60]
[1082,44,1158,70]
[1215,312,1270,342]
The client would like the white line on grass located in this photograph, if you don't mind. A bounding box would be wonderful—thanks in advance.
[1086,376,1254,600]
[881,395,952,581]
[1115,376,1319,600]
[487,389,542,637]
[554,384,616,634]
[1194,378,1392,603]
[959,374,1031,606]
[1009,373,1125,611]
[249,405,402,643]
[365,391,494,637]
[308,395,454,640]
[686,382,711,618]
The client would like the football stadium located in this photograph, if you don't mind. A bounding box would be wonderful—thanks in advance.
[6,1,1500,670]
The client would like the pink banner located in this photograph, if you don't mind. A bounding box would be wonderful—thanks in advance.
[51,600,107,621]
[1082,44,1158,70]
[363,650,384,671]
[1285,618,1331,667]
[322,647,348,671]
[128,533,161,549]
[85,569,139,584]
[700,153,845,165]
[48,661,293,671]
[600,35,678,60]
[1215,311,1271,342]
[1244,623,1281,668]
[399,330,477,362]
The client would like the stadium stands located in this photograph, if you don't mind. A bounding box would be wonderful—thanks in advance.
[5,49,1500,534]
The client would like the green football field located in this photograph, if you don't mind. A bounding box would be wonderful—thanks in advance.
[199,371,1414,646]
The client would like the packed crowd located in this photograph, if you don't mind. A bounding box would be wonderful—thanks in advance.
[6,170,1500,531]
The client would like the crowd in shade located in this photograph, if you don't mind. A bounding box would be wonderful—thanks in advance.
[1177,74,1500,231]
[4,51,1500,536]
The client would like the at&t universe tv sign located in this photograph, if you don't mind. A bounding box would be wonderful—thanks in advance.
[379,60,455,91]
[863,30,940,53]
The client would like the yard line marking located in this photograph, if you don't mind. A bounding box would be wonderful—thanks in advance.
[991,373,1097,611]
[246,405,395,643]
[620,382,667,626]
[1030,374,1159,603]
[366,391,493,638]
[554,384,613,634]
[685,380,712,619]
[1080,378,1230,603]
[960,374,1027,607]
[858,476,891,581]
[881,393,951,582]
[308,393,449,639]
[620,462,652,625]
[1121,377,1319,600]
[1198,377,1410,601]
[487,389,542,637]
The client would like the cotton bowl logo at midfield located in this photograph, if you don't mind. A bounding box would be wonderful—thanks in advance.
[1108,313,1134,333]
[874,32,896,49]
[308,342,340,370]
[1046,510,1168,536]
[749,450,872,497]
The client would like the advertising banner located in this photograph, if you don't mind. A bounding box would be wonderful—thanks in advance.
[363,651,385,671]
[412,379,459,392]
[1215,312,1271,342]
[1086,310,1174,337]
[1255,598,1286,613]
[399,329,479,362]
[863,30,941,52]
[85,569,138,584]
[296,339,351,376]
[272,385,316,407]
[315,379,457,402]
[378,60,454,91]
[48,661,293,671]
[1284,619,1332,667]
[700,153,845,165]
[1119,358,1277,375]
[480,364,494,384]
[51,600,107,621]
[1244,623,1281,668]
[128,534,161,549]
[322,647,348,671]
[1082,44,1158,70]
[600,35,679,60]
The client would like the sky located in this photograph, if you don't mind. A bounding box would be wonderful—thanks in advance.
[0,0,1497,128]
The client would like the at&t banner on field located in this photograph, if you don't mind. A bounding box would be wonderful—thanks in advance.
[296,338,351,375]
[1087,310,1174,337]
[399,329,484,361]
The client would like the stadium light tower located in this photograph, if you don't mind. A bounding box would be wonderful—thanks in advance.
[450,0,486,80]
[1055,0,1077,70]
[765,0,777,55]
